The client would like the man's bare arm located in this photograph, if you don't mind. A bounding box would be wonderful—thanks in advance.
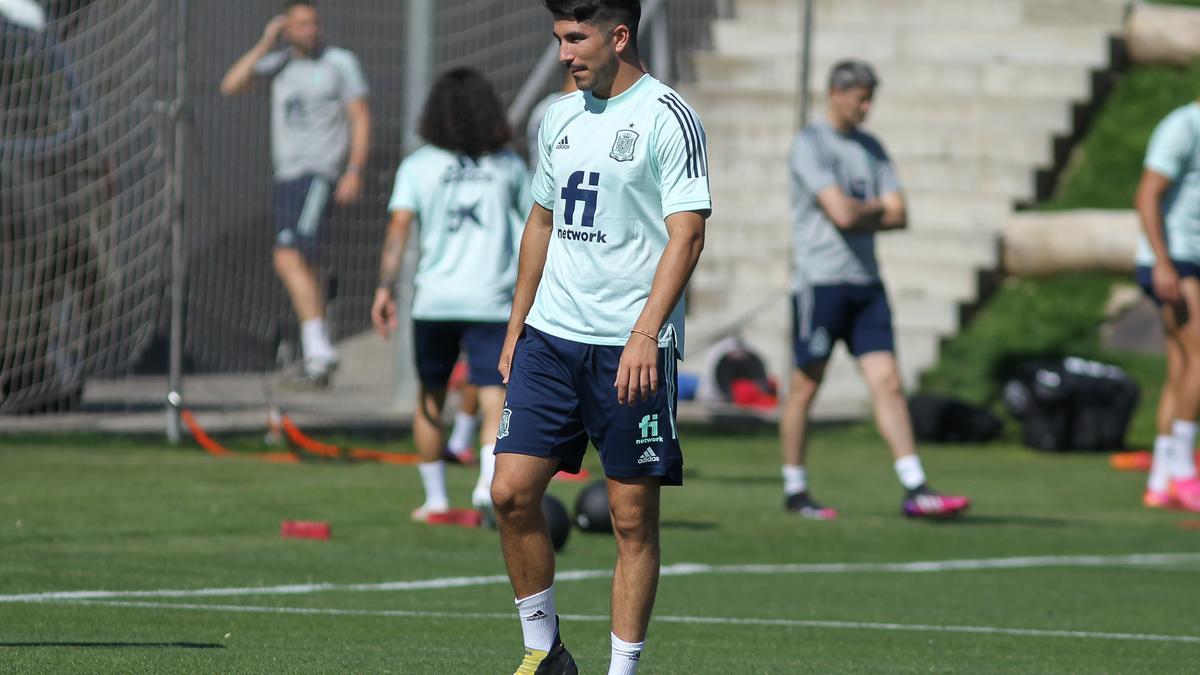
[1135,168,1180,303]
[499,204,554,382]
[220,16,286,96]
[877,191,907,231]
[616,210,705,405]
[378,209,414,290]
[335,97,371,204]
[815,186,906,232]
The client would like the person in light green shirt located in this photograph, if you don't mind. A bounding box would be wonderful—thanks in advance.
[1134,101,1200,512]
[371,68,528,522]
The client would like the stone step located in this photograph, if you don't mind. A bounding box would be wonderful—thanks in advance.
[690,54,1094,100]
[696,92,1073,135]
[882,261,979,302]
[713,23,1114,66]
[731,0,1127,30]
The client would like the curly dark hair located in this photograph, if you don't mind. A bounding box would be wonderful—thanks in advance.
[417,68,512,158]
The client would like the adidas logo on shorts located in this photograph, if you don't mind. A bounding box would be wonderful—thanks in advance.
[637,449,660,464]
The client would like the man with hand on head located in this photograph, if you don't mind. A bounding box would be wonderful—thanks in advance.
[220,0,371,387]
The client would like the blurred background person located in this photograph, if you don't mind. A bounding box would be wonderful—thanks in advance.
[525,66,577,166]
[371,67,529,521]
[780,60,970,520]
[1134,99,1200,513]
[220,0,371,387]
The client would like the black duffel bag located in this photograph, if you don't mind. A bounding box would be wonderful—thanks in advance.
[1002,357,1139,452]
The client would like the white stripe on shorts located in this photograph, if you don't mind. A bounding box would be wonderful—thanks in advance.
[296,177,330,238]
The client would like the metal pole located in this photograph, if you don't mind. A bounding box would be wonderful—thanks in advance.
[797,0,814,131]
[650,2,670,81]
[403,0,435,154]
[166,0,188,444]
[393,0,435,410]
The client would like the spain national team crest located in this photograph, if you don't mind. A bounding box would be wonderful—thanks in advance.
[609,129,638,162]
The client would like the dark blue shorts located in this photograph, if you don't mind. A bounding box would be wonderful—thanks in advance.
[1136,261,1200,305]
[413,320,507,388]
[494,325,683,486]
[273,174,332,261]
[792,283,894,368]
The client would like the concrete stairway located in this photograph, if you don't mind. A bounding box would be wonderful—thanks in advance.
[680,0,1127,418]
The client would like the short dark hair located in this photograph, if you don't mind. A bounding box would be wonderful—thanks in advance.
[418,68,512,158]
[283,0,314,11]
[828,60,878,92]
[543,0,641,37]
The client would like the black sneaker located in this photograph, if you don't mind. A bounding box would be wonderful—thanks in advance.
[513,621,577,675]
[784,491,838,520]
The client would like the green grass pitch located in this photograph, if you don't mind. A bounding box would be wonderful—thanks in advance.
[1,426,1198,673]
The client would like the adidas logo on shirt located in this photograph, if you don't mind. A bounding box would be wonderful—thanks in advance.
[556,135,569,150]
[637,449,660,464]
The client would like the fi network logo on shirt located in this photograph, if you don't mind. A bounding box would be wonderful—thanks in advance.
[636,414,663,446]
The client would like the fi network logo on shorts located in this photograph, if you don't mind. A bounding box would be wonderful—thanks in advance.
[636,414,663,448]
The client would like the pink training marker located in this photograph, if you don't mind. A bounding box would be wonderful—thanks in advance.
[281,520,332,539]
[553,468,592,482]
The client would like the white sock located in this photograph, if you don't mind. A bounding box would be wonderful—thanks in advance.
[782,465,807,496]
[515,587,557,652]
[1149,434,1174,493]
[894,455,926,491]
[300,318,336,362]
[608,632,644,675]
[1171,420,1198,480]
[416,460,449,511]
[473,443,496,507]
[447,411,479,453]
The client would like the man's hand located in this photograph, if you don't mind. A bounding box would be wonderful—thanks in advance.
[615,333,659,406]
[1153,259,1182,305]
[370,287,397,337]
[335,170,363,205]
[262,15,287,46]
[498,328,523,385]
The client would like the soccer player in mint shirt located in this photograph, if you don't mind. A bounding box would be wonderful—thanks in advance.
[1134,101,1200,513]
[372,69,530,522]
[491,2,710,673]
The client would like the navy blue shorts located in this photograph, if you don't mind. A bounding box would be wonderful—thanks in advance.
[1136,261,1200,305]
[792,283,894,368]
[273,174,332,261]
[494,325,683,486]
[413,320,507,388]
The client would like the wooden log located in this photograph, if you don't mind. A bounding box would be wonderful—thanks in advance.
[1125,3,1200,67]
[1003,210,1139,275]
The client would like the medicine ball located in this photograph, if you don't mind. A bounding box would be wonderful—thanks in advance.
[573,480,612,533]
[542,494,571,551]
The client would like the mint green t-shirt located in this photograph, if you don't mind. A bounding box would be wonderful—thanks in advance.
[1136,102,1200,266]
[527,74,712,356]
[388,146,531,321]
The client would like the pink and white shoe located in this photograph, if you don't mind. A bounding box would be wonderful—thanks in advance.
[1143,488,1173,509]
[1168,477,1200,513]
[903,486,970,519]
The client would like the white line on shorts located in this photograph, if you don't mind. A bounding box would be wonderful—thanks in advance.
[2,552,1198,603]
[58,600,1200,645]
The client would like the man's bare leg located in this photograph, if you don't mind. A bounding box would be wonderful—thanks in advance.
[472,385,507,507]
[412,386,449,518]
[607,476,660,673]
[492,452,563,662]
[779,362,836,517]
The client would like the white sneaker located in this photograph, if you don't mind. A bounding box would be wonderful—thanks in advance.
[411,503,449,523]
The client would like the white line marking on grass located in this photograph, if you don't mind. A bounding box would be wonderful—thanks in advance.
[62,600,1200,645]
[3,552,1198,603]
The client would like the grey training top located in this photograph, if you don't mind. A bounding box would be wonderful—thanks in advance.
[789,119,901,288]
[254,46,368,181]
